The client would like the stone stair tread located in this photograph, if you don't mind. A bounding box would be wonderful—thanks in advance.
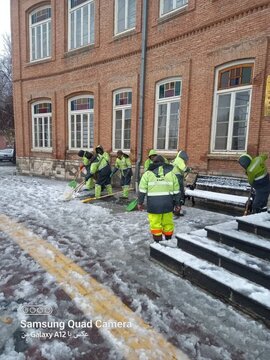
[177,229,270,276]
[205,221,270,250]
[150,243,270,309]
[185,189,247,205]
[236,212,270,229]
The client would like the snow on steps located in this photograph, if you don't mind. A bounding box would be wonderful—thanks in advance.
[150,212,270,327]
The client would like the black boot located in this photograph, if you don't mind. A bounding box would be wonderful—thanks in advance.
[165,235,172,240]
[153,235,162,243]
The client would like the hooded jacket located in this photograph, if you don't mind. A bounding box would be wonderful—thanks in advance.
[138,162,180,214]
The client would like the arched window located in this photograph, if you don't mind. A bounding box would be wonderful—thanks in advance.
[29,6,51,61]
[113,89,132,151]
[68,95,94,149]
[155,78,181,150]
[32,101,52,149]
[211,62,253,152]
[68,0,95,50]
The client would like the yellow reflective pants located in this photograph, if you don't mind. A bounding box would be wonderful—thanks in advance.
[148,212,174,236]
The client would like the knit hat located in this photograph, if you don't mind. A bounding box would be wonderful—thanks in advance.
[78,150,84,157]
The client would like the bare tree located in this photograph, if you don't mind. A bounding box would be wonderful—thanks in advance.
[0,33,14,145]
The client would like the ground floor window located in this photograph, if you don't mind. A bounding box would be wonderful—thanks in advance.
[32,101,52,149]
[69,96,94,150]
[155,79,181,150]
[113,90,132,151]
[212,62,253,152]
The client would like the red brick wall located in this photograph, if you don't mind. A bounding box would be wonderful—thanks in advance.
[11,0,270,176]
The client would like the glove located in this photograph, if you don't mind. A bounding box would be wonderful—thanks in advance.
[137,204,144,211]
[186,167,192,173]
[174,205,181,216]
[80,164,85,171]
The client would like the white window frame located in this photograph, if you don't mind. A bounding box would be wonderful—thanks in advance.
[114,0,136,35]
[112,89,132,152]
[211,60,253,154]
[160,0,188,17]
[68,0,95,51]
[68,95,94,150]
[29,6,51,62]
[32,101,52,150]
[154,78,181,152]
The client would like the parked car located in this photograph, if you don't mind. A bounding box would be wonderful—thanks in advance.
[0,148,14,162]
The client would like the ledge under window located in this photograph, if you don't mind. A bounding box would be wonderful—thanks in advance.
[64,44,96,58]
[207,153,244,161]
[31,148,53,153]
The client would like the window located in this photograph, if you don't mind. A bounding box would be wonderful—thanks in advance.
[69,96,94,149]
[155,79,181,150]
[68,0,95,50]
[113,90,132,151]
[32,102,52,149]
[115,0,136,35]
[160,0,188,17]
[212,63,253,152]
[30,6,51,61]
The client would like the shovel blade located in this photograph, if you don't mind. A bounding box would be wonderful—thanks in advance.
[68,180,78,188]
[126,199,138,212]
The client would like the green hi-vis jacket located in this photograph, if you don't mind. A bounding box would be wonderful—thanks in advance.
[82,155,90,167]
[244,154,268,186]
[90,152,110,174]
[113,155,132,175]
[172,151,188,176]
[138,163,180,214]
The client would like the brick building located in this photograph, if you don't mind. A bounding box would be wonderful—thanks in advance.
[11,0,270,180]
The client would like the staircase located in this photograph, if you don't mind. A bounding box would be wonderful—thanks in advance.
[150,211,270,327]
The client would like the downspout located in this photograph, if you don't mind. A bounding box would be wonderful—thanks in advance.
[135,0,148,192]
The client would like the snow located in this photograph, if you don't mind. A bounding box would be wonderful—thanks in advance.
[185,188,248,205]
[179,229,270,275]
[0,164,270,360]
[151,243,270,307]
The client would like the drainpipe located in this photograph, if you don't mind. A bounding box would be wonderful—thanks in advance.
[135,0,148,192]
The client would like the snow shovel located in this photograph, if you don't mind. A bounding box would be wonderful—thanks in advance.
[68,168,82,188]
[126,199,138,212]
[63,181,85,201]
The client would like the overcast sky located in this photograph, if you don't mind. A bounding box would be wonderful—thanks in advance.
[0,0,11,55]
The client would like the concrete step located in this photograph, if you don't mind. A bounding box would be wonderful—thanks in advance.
[150,243,270,327]
[176,230,270,290]
[205,221,270,261]
[236,212,270,239]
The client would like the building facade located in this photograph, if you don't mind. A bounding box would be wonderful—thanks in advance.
[11,0,270,179]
